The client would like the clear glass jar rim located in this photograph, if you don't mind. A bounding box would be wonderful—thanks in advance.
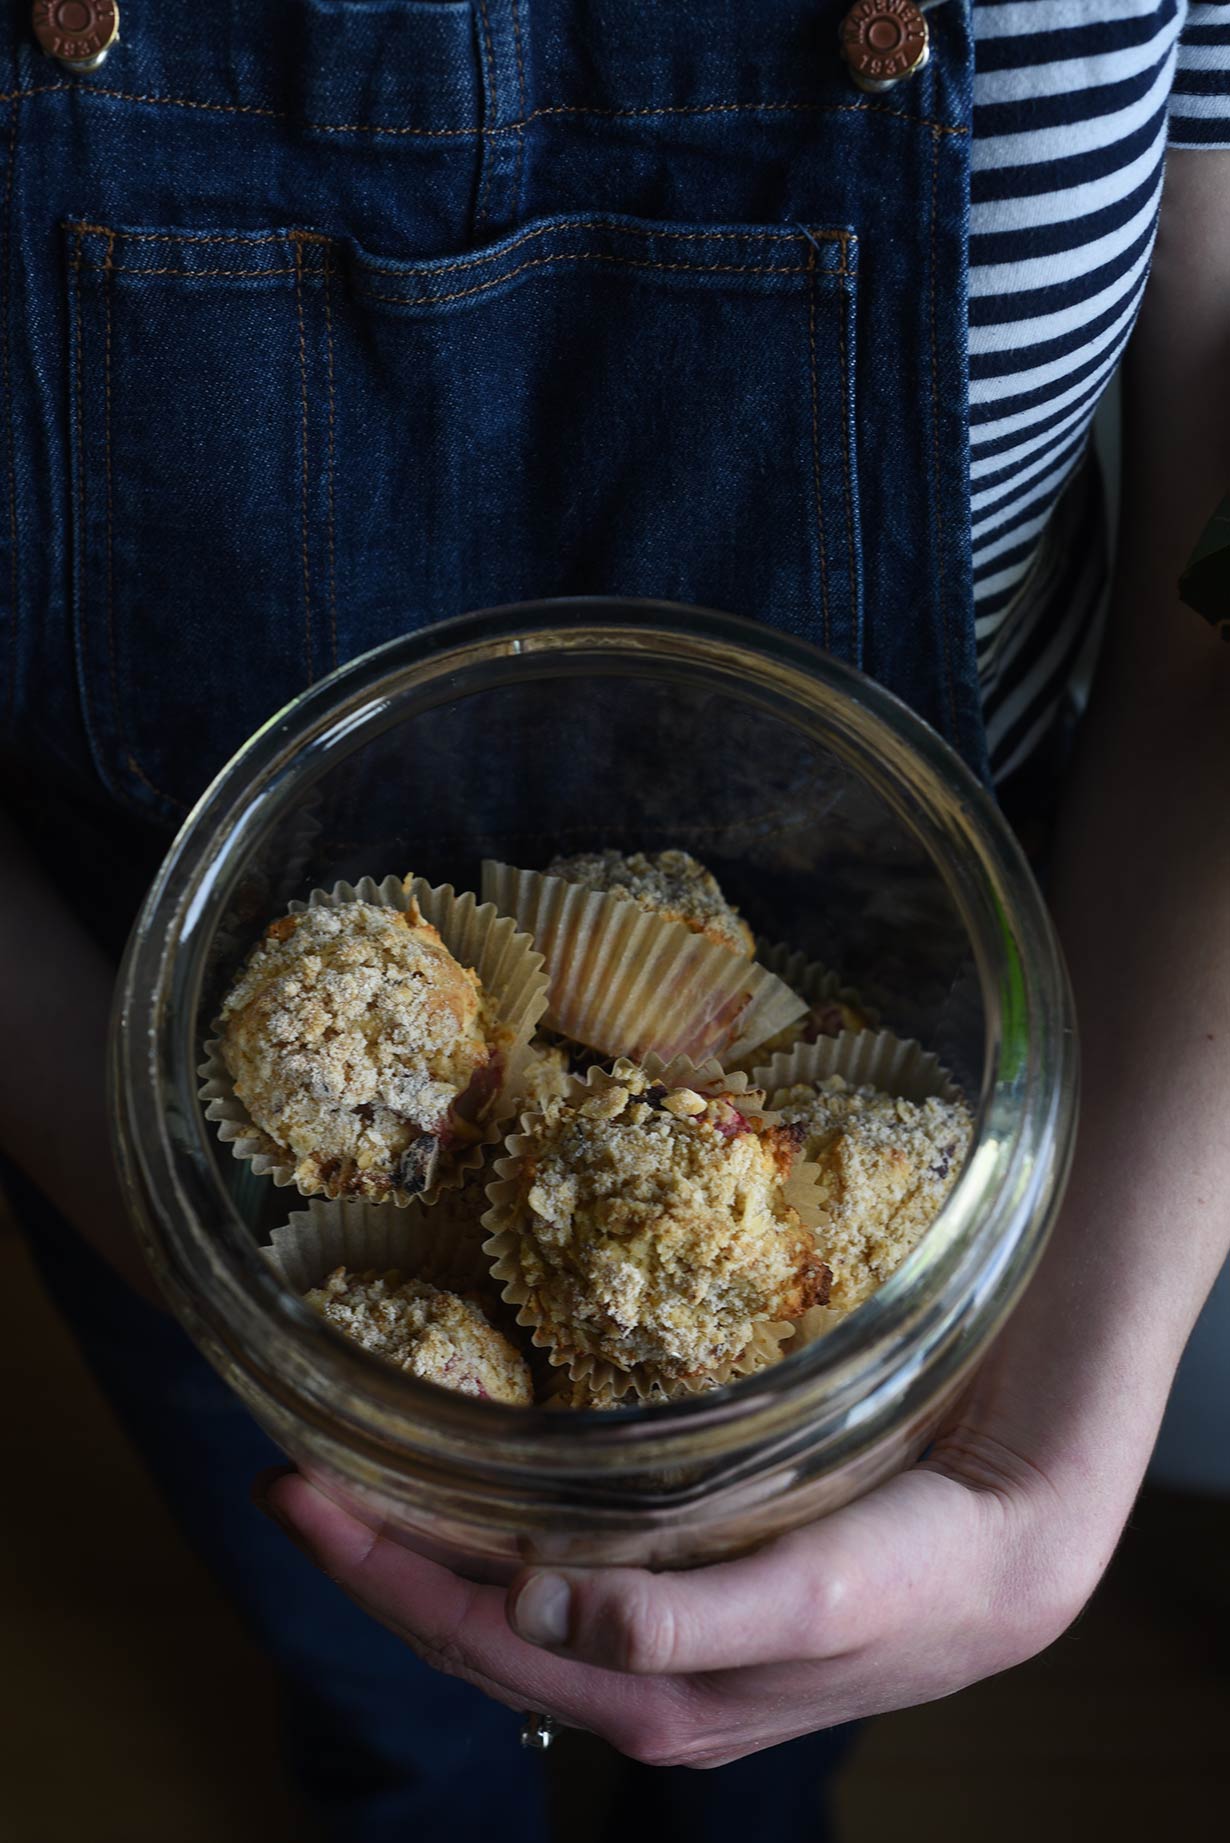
[113,598,1077,1484]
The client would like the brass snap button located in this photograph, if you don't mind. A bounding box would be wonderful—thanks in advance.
[840,0,929,93]
[32,0,119,73]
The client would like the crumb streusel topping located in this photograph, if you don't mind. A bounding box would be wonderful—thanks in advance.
[515,1038,573,1115]
[220,900,498,1200]
[546,849,755,956]
[771,1076,973,1312]
[508,1067,829,1379]
[305,1266,532,1403]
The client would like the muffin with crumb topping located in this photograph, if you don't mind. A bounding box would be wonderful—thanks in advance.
[219,897,504,1202]
[771,1075,972,1312]
[546,848,754,956]
[493,1066,829,1384]
[305,1266,532,1403]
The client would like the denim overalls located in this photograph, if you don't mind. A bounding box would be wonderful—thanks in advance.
[1,4,975,1836]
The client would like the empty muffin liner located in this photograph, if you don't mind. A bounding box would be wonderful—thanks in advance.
[263,1194,492,1296]
[480,861,806,1067]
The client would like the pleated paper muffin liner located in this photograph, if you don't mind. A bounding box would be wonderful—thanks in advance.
[264,1196,535,1405]
[752,1027,962,1107]
[480,861,806,1067]
[481,1054,825,1402]
[262,1194,493,1297]
[199,874,549,1209]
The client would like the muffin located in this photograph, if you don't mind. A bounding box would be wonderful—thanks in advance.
[771,1075,973,1312]
[545,849,755,956]
[219,897,505,1202]
[490,1065,829,1385]
[305,1266,532,1404]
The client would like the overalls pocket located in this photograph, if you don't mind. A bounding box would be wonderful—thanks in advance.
[65,213,859,825]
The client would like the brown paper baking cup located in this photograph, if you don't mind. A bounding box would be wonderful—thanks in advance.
[263,1195,490,1296]
[481,862,805,1066]
[481,1055,823,1401]
[199,874,548,1208]
[752,1028,962,1106]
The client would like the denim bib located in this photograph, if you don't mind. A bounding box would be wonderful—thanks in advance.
[1,1,982,849]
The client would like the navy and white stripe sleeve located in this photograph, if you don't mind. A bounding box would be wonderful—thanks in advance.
[1169,1,1230,145]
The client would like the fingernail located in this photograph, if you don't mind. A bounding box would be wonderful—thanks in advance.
[250,1468,317,1561]
[250,1464,296,1510]
[513,1573,572,1647]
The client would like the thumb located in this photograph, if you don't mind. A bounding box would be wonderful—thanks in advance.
[507,1467,984,1675]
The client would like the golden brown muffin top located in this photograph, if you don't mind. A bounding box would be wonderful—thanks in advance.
[771,1075,972,1313]
[507,1067,828,1381]
[220,899,497,1200]
[305,1266,532,1404]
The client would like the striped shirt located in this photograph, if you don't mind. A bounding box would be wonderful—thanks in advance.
[968,0,1230,784]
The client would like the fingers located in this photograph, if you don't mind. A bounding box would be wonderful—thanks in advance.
[261,1473,671,1745]
[508,1468,984,1675]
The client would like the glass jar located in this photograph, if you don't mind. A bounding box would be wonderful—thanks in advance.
[112,600,1077,1577]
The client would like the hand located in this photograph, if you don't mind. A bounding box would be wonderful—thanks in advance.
[256,1348,1143,1768]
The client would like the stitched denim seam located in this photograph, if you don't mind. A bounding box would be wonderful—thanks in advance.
[474,0,498,227]
[928,126,957,740]
[323,251,338,673]
[74,229,289,245]
[519,100,967,136]
[511,0,527,214]
[67,242,842,289]
[75,222,833,254]
[80,264,302,277]
[103,230,120,749]
[354,250,839,311]
[68,217,847,288]
[806,248,830,650]
[838,260,856,655]
[1,82,969,140]
[3,94,19,733]
[293,237,313,682]
[78,225,180,808]
[353,221,842,281]
[72,233,85,761]
[74,249,843,286]
[73,229,170,806]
